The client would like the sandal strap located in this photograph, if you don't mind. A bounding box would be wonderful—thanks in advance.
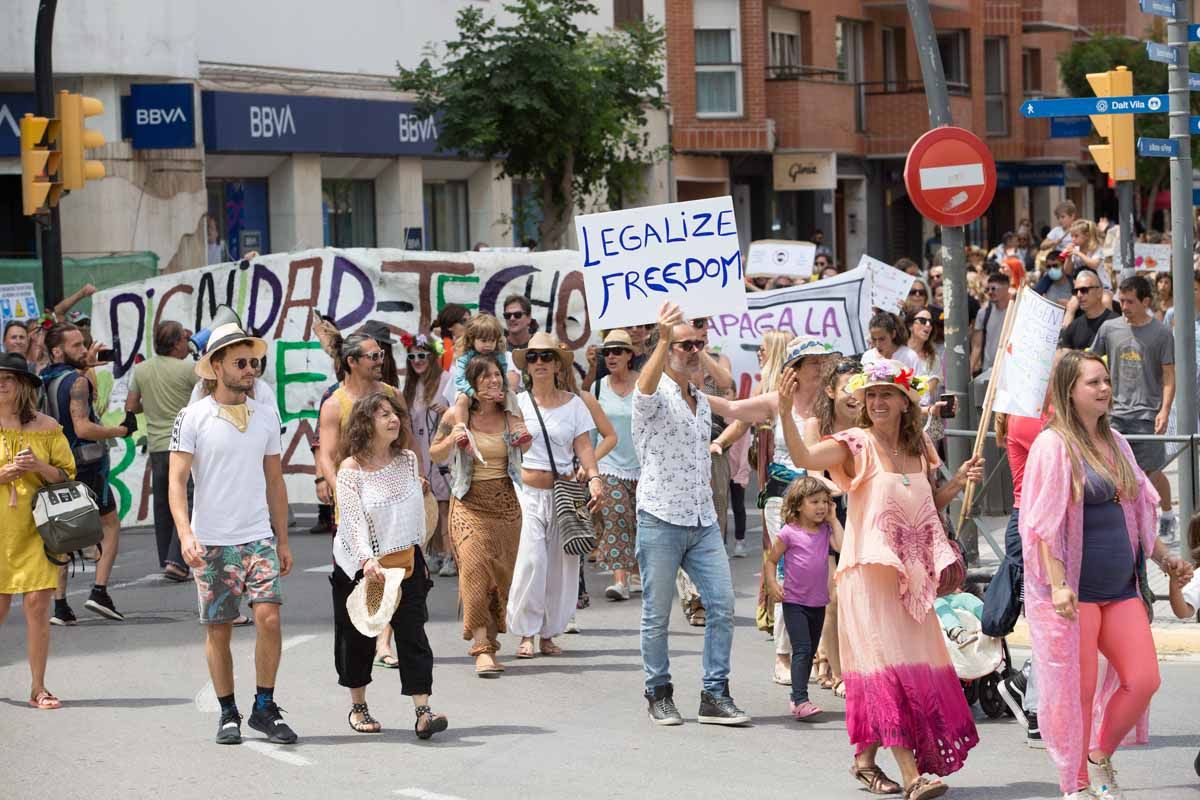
[349,703,379,729]
[469,643,498,657]
[415,704,433,718]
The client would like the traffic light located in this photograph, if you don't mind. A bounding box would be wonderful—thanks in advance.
[1086,66,1136,182]
[19,113,62,216]
[57,90,105,191]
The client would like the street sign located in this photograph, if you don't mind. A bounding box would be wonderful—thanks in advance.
[1140,0,1178,17]
[903,126,997,228]
[1191,116,1200,134]
[1147,42,1182,66]
[1020,95,1167,118]
[1191,74,1200,91]
[1138,137,1179,157]
[1190,24,1200,42]
[1050,116,1092,138]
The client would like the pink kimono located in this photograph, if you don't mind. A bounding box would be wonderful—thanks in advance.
[1018,429,1158,793]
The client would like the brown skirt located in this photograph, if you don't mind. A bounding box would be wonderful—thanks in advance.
[594,475,638,573]
[448,478,522,645]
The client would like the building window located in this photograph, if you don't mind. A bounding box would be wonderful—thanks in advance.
[985,37,1008,136]
[882,27,906,92]
[936,31,969,92]
[767,6,802,79]
[206,179,270,263]
[1022,48,1042,94]
[322,179,377,248]
[694,0,742,117]
[424,181,470,252]
[614,0,643,29]
[511,180,542,248]
[836,19,865,131]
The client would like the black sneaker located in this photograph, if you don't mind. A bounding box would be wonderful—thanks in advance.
[248,701,298,744]
[1026,712,1045,749]
[84,588,124,621]
[50,600,77,626]
[997,671,1028,727]
[308,519,334,535]
[698,688,751,726]
[215,709,243,745]
[646,684,683,726]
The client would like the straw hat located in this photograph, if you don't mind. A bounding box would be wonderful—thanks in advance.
[195,323,268,380]
[600,330,634,350]
[346,568,407,637]
[512,332,573,371]
[782,336,841,369]
[847,358,929,406]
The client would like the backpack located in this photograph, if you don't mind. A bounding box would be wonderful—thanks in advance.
[39,372,106,467]
[33,480,103,566]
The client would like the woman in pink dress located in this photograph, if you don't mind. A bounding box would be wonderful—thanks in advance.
[1019,351,1193,799]
[779,359,983,800]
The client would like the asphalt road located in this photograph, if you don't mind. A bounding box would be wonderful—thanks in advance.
[1,516,1197,800]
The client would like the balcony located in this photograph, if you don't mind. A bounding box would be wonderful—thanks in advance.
[862,80,975,157]
[1021,0,1083,33]
[765,66,866,153]
[672,120,776,153]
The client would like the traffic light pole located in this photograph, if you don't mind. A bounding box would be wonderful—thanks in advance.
[1116,180,1136,281]
[907,0,974,558]
[34,0,63,309]
[1168,8,1196,548]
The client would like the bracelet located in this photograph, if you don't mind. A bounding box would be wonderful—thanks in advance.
[587,475,603,484]
[315,476,326,484]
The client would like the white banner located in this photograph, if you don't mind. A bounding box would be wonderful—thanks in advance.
[992,288,1065,417]
[574,196,747,329]
[859,254,916,315]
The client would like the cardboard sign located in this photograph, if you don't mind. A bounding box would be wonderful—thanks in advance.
[575,196,747,329]
[746,240,817,278]
[858,255,916,314]
[1113,242,1173,273]
[992,288,1065,417]
[0,283,41,348]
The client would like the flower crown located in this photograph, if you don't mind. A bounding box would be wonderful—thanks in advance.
[399,332,444,356]
[846,361,929,398]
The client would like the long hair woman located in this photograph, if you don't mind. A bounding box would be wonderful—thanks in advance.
[904,308,941,406]
[331,392,447,739]
[429,356,528,676]
[862,312,921,374]
[403,333,452,567]
[1019,351,1192,798]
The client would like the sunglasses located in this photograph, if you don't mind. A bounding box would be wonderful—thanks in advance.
[503,311,527,321]
[691,319,708,329]
[1074,286,1099,295]
[355,350,385,362]
[912,316,933,325]
[407,352,430,362]
[229,357,262,371]
[909,289,927,296]
[602,347,632,357]
[635,323,655,331]
[524,350,558,364]
[674,340,706,353]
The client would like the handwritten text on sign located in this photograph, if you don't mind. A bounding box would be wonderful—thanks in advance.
[575,196,747,328]
[992,288,1065,417]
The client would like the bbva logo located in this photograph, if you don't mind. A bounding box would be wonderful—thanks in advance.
[249,105,296,138]
[136,107,187,126]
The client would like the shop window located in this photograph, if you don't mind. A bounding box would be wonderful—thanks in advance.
[322,180,377,248]
[424,181,470,252]
[985,37,1009,136]
[206,179,270,264]
[936,30,969,93]
[694,0,742,117]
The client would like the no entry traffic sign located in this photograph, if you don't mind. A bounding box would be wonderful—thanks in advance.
[904,126,997,228]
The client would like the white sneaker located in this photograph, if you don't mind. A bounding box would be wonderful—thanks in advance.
[605,582,630,601]
[732,540,747,558]
[1087,755,1123,800]
[565,614,580,634]
[629,574,642,594]
[1064,792,1095,800]
[438,557,458,577]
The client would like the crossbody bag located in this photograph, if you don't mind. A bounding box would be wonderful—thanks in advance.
[528,393,596,557]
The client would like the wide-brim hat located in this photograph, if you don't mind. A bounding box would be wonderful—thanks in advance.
[783,336,842,368]
[195,322,268,380]
[346,567,406,637]
[600,330,634,350]
[513,332,573,371]
[848,358,927,406]
[0,352,41,387]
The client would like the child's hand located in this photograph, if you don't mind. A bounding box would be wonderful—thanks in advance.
[765,579,784,605]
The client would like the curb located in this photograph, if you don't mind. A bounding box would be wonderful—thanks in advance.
[1006,620,1200,657]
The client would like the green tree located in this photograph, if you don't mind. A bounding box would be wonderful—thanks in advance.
[1057,35,1200,227]
[396,0,666,249]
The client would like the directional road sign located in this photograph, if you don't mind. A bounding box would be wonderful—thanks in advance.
[1020,95,1168,118]
[1050,116,1092,138]
[1191,74,1200,92]
[1138,137,1179,157]
[1191,116,1200,134]
[1147,42,1182,66]
[904,127,997,228]
[1140,0,1179,17]
[1190,24,1200,42]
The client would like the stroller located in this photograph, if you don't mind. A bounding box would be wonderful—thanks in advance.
[937,592,1014,719]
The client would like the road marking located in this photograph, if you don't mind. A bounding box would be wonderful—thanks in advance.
[304,565,333,573]
[395,789,470,800]
[194,634,318,712]
[12,572,162,608]
[242,740,313,766]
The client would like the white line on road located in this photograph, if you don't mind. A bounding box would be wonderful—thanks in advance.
[194,634,319,712]
[242,740,313,767]
[304,564,333,573]
[12,572,163,608]
[395,789,470,800]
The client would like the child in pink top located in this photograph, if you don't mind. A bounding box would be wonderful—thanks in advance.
[764,476,843,721]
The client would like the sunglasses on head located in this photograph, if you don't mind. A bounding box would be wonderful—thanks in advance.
[407,352,430,362]
[503,311,527,321]
[674,339,705,353]
[355,350,385,362]
[524,350,558,364]
[229,357,262,371]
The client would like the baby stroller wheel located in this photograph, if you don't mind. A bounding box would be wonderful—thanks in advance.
[962,680,979,707]
[978,674,1007,719]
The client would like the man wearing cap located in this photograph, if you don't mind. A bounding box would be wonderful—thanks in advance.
[169,322,296,746]
[633,301,749,727]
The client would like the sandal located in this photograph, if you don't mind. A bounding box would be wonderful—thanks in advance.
[162,565,190,582]
[347,702,381,733]
[29,690,62,710]
[903,777,948,800]
[474,653,503,678]
[516,638,536,659]
[539,638,563,656]
[850,763,902,795]
[232,614,253,627]
[414,705,448,740]
[373,653,400,669]
[832,679,846,699]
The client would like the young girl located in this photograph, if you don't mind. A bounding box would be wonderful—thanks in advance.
[1062,219,1108,289]
[1170,517,1200,778]
[763,476,843,720]
[446,314,530,447]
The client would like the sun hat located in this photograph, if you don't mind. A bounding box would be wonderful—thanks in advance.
[847,358,929,406]
[0,352,41,387]
[782,336,842,369]
[512,331,573,371]
[346,568,407,637]
[600,330,634,351]
[194,322,268,380]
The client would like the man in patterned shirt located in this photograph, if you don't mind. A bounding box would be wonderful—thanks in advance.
[632,302,749,728]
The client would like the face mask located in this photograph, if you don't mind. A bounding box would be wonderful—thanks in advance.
[1047,267,1063,281]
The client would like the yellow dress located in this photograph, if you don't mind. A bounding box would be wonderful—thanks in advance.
[0,426,76,594]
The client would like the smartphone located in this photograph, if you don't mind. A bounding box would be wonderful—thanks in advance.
[96,349,116,363]
[939,393,958,418]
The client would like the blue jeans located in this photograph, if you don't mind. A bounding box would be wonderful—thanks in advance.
[636,511,735,695]
[781,603,824,704]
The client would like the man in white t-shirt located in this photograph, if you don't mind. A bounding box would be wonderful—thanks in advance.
[169,322,295,747]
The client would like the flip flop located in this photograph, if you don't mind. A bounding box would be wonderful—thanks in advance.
[29,690,61,710]
[232,615,253,627]
[374,654,400,669]
[539,639,563,656]
[162,566,190,583]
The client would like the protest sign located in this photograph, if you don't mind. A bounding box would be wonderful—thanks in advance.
[0,283,41,345]
[745,240,817,278]
[858,255,916,313]
[574,196,747,329]
[1113,242,1172,273]
[992,288,1064,417]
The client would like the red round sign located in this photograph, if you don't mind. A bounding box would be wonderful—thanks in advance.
[903,126,997,228]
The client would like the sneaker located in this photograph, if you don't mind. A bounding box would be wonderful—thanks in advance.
[84,588,124,621]
[732,540,747,558]
[997,671,1029,728]
[50,600,77,626]
[1087,755,1123,799]
[438,556,458,577]
[307,519,334,535]
[629,574,642,594]
[1027,713,1045,749]
[605,582,630,601]
[698,689,751,726]
[247,701,298,744]
[789,700,822,720]
[565,614,580,634]
[646,684,683,726]
[215,709,243,745]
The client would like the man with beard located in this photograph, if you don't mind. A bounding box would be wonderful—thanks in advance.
[41,324,133,624]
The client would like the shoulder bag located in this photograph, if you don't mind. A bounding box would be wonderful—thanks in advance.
[528,393,597,556]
